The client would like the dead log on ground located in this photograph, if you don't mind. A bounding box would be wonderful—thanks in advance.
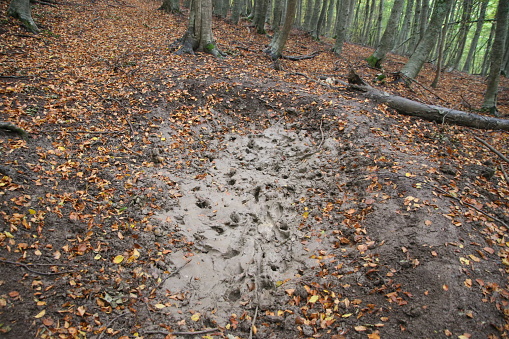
[342,71,509,131]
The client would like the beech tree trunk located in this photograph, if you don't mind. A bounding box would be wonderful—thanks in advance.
[366,0,404,68]
[400,0,454,79]
[175,0,221,57]
[266,0,297,60]
[482,0,509,116]
[462,0,488,73]
[8,0,39,33]
[159,0,180,13]
[332,0,351,55]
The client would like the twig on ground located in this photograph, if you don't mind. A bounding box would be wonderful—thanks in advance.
[145,328,220,336]
[500,164,509,185]
[0,259,75,276]
[0,75,31,79]
[397,72,448,103]
[249,305,259,339]
[98,312,129,339]
[67,130,123,134]
[160,259,192,285]
[473,136,509,164]
[432,185,508,228]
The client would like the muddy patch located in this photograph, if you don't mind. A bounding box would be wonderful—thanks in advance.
[152,123,339,322]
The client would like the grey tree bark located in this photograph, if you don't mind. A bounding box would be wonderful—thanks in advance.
[462,0,488,73]
[366,0,405,68]
[175,0,221,57]
[231,0,243,24]
[159,0,180,13]
[343,75,509,132]
[447,0,473,70]
[400,0,454,79]
[8,0,39,33]
[481,22,496,76]
[482,0,509,115]
[266,0,297,60]
[394,0,414,55]
[253,0,269,34]
[332,0,351,55]
[311,0,328,39]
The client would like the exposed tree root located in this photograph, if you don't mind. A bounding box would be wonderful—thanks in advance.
[0,122,28,139]
[282,51,321,61]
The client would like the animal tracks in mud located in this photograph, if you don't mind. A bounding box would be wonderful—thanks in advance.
[153,124,337,320]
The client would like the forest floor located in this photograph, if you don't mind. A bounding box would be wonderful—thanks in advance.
[1,0,509,338]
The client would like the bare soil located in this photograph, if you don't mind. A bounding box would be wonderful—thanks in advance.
[1,1,508,339]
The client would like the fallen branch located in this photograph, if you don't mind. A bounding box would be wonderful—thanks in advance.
[501,164,509,185]
[159,259,192,285]
[98,312,129,339]
[67,130,124,134]
[432,186,508,228]
[473,136,509,164]
[0,259,74,276]
[145,328,220,336]
[0,122,28,139]
[249,306,259,339]
[282,51,321,61]
[396,72,448,103]
[0,75,31,79]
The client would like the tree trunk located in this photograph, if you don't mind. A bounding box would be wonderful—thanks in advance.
[400,0,454,80]
[159,0,180,13]
[303,0,314,30]
[366,0,405,68]
[462,0,488,73]
[231,0,243,24]
[213,0,229,17]
[267,0,297,60]
[311,0,328,39]
[394,0,414,55]
[431,10,450,88]
[8,0,39,33]
[271,0,284,32]
[175,0,221,57]
[254,0,269,34]
[481,22,496,76]
[375,0,383,45]
[450,0,473,70]
[482,0,509,115]
[333,0,351,55]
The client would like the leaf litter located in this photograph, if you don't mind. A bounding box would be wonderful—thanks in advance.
[0,0,508,338]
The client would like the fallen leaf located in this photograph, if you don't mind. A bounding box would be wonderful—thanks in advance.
[113,255,124,264]
[308,295,319,303]
[35,310,46,318]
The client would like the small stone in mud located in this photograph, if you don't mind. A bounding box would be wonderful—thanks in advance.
[302,325,314,337]
[230,211,240,224]
[294,285,308,299]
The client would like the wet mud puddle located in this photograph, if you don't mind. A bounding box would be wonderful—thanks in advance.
[154,124,338,321]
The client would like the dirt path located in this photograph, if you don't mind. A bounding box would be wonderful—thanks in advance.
[138,76,508,338]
